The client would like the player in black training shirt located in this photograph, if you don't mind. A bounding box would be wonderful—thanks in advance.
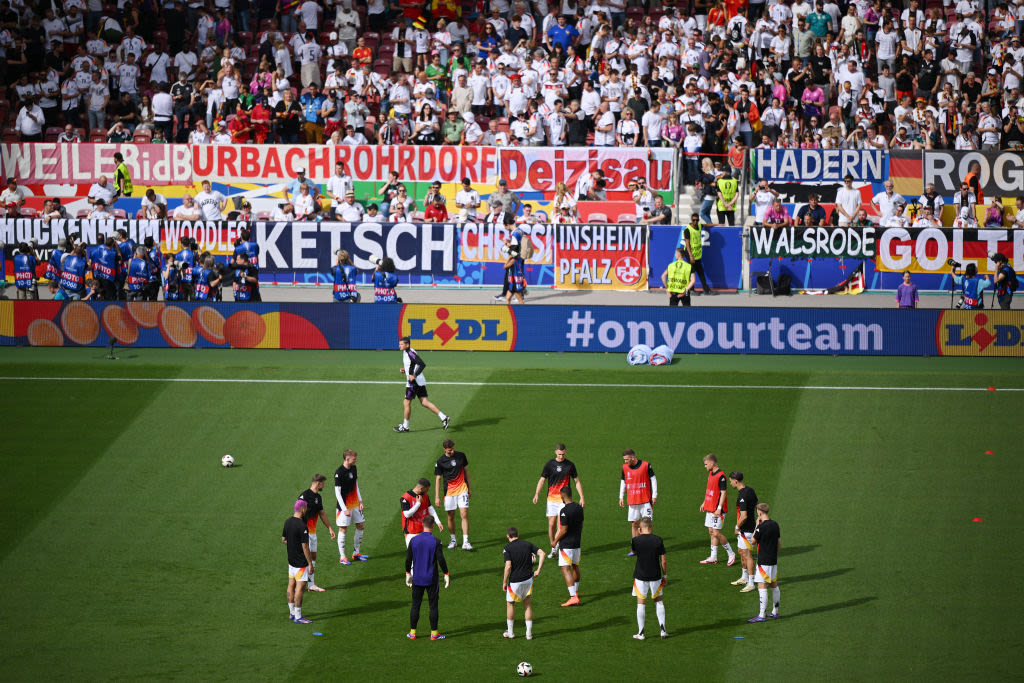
[283,500,313,624]
[298,474,336,592]
[729,471,759,592]
[435,439,473,551]
[748,502,781,623]
[631,517,668,640]
[335,450,368,565]
[502,526,545,640]
[554,486,584,607]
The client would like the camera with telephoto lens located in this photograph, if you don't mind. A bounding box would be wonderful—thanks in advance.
[947,259,961,270]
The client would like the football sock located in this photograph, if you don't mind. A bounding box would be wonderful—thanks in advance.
[710,544,718,560]
[655,601,666,628]
[574,581,579,595]
[353,529,363,553]
[463,535,469,545]
[525,620,533,638]
[438,412,448,420]
[506,618,514,634]
[450,534,457,543]
[430,630,439,637]
[758,588,768,617]
[402,419,409,428]
[747,577,755,588]
[772,586,781,614]
[636,604,646,633]
[310,560,316,583]
[337,530,346,556]
[568,585,577,597]
[295,607,302,619]
[409,629,416,637]
[723,542,735,556]
[288,602,295,616]
[740,568,749,581]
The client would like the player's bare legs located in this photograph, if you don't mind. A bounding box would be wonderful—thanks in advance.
[418,396,442,416]
[547,515,558,550]
[458,507,469,542]
[403,398,413,421]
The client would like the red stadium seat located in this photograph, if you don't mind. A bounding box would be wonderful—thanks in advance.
[112,209,128,219]
[587,212,608,222]
[617,214,637,223]
[136,209,147,219]
[237,31,253,48]
[152,30,168,50]
[1,131,19,143]
[76,209,91,218]
[132,128,152,143]
[90,129,107,142]
[19,207,39,218]
[44,126,62,142]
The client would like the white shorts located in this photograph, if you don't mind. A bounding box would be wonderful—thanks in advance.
[632,579,664,599]
[336,508,365,526]
[704,512,724,530]
[308,533,318,553]
[546,500,565,517]
[627,503,653,522]
[506,579,533,603]
[558,547,581,566]
[444,493,470,511]
[405,533,415,547]
[736,531,755,552]
[754,564,778,584]
[289,564,309,582]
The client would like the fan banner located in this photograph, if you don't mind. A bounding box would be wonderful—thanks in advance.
[554,224,649,290]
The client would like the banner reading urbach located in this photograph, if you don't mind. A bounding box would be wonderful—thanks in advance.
[555,224,649,290]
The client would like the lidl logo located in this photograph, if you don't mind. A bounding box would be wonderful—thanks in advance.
[937,311,1024,357]
[399,304,517,351]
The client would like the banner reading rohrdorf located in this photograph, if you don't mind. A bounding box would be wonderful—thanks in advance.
[750,226,878,259]
[876,228,1024,275]
[922,150,1024,196]
[555,224,648,290]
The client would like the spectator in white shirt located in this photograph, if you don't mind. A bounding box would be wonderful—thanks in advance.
[594,102,616,146]
[834,175,863,226]
[16,96,44,141]
[173,194,202,221]
[871,181,905,220]
[88,176,116,206]
[193,180,227,220]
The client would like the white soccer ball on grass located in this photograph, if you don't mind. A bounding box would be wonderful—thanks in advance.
[221,454,235,467]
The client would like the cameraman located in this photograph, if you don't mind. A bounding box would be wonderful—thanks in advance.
[232,252,260,302]
[992,252,1017,310]
[163,253,182,301]
[193,255,223,302]
[952,263,991,310]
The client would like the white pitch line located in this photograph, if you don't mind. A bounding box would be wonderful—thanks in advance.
[0,376,1019,392]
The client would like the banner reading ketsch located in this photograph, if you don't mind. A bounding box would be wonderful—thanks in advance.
[921,150,1024,196]
[0,218,160,249]
[0,143,192,186]
[749,225,879,259]
[554,224,648,290]
[876,227,1024,275]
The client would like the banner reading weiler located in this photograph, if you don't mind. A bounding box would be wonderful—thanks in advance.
[555,224,648,290]
[0,143,191,186]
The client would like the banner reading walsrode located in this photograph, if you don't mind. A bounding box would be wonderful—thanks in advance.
[750,225,878,259]
[751,224,1024,276]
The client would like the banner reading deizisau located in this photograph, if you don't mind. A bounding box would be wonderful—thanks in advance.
[554,224,649,290]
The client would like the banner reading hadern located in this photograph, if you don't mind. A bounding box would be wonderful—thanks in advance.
[875,227,1024,275]
[755,149,888,183]
[0,218,160,248]
[921,150,1024,196]
[554,224,648,290]
[749,226,878,259]
[0,143,192,186]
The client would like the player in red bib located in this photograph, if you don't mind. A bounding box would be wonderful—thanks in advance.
[619,448,658,557]
[699,454,736,566]
[401,478,443,547]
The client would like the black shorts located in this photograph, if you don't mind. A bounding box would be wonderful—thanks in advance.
[405,383,428,400]
[669,292,691,307]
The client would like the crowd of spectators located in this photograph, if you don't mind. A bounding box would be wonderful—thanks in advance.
[5,0,1022,152]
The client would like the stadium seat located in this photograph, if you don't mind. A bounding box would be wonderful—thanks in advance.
[255,210,273,219]
[237,31,253,48]
[588,212,608,222]
[19,207,39,218]
[112,209,128,219]
[74,127,87,141]
[132,128,152,143]
[44,126,62,142]
[1,130,18,143]
[90,129,107,142]
[136,209,147,219]
[617,214,637,223]
[76,209,91,218]
[152,30,168,50]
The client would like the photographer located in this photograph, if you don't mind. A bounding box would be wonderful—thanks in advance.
[372,257,400,303]
[13,242,40,300]
[952,262,991,310]
[126,246,150,301]
[193,256,223,302]
[332,250,359,303]
[231,252,260,302]
[992,252,1017,310]
[163,253,182,301]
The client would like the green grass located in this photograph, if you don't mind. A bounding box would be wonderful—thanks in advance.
[0,349,1020,681]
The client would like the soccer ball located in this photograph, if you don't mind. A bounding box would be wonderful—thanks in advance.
[221,454,235,468]
[516,662,533,677]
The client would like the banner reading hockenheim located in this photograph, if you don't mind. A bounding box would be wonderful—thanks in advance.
[921,150,1024,196]
[755,149,888,183]
[750,224,1024,275]
[555,224,649,290]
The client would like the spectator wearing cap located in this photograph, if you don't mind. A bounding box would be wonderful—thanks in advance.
[1,177,26,215]
[89,198,113,219]
[212,120,232,144]
[336,191,365,222]
[442,109,465,144]
[488,179,522,216]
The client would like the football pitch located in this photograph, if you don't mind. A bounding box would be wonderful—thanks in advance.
[1,348,1019,681]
